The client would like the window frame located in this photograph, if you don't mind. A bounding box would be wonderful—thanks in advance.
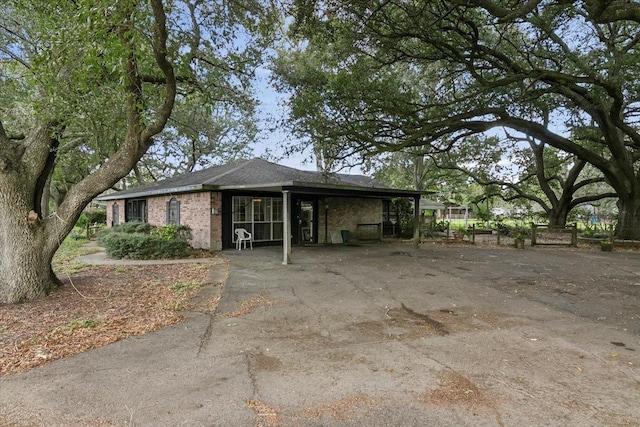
[166,197,180,225]
[125,199,147,223]
[112,202,120,226]
[232,196,283,242]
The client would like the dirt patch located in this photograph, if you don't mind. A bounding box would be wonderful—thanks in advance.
[245,400,280,427]
[250,351,282,371]
[426,308,520,333]
[423,370,494,408]
[302,395,377,420]
[0,263,216,376]
[420,370,505,424]
[353,303,448,340]
[220,295,277,318]
[245,395,377,426]
[353,303,517,341]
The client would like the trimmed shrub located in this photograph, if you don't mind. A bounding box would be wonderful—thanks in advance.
[101,232,191,259]
[99,222,193,259]
[111,221,154,235]
[150,224,191,241]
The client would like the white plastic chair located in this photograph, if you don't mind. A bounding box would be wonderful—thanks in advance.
[235,228,253,250]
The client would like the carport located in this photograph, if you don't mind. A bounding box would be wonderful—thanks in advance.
[278,183,422,265]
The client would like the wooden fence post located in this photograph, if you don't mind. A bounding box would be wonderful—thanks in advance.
[531,223,537,246]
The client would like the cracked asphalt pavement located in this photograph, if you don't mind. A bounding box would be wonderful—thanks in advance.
[1,242,639,426]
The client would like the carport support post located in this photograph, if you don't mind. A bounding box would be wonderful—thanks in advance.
[282,190,291,265]
[413,195,420,247]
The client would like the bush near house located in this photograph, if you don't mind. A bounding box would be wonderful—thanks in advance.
[99,222,192,259]
[76,209,107,229]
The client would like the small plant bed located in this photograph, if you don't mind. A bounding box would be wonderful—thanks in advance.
[0,263,221,376]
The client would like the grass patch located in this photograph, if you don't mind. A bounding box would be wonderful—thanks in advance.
[67,318,101,332]
[189,263,212,271]
[53,235,101,275]
[62,261,90,275]
[168,281,202,293]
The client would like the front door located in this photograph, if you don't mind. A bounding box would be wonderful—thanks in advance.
[294,198,317,245]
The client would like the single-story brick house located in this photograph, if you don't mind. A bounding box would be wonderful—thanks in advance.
[97,158,421,263]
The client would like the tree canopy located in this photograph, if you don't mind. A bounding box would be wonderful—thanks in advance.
[280,0,640,237]
[0,0,274,303]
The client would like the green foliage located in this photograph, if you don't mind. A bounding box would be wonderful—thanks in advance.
[76,209,107,229]
[107,221,154,235]
[470,201,493,227]
[150,224,192,242]
[582,225,608,239]
[68,230,87,241]
[52,235,99,274]
[100,232,190,260]
[282,0,640,238]
[511,228,530,240]
[432,220,449,232]
[67,318,101,332]
[455,226,469,236]
[389,198,415,238]
[168,281,202,293]
[100,223,193,259]
[76,214,89,230]
[88,209,107,225]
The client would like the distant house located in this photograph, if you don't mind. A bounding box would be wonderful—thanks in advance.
[97,158,421,263]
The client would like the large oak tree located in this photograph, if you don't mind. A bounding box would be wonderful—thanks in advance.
[0,0,271,303]
[286,0,640,238]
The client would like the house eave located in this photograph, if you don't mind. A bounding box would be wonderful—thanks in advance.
[95,184,209,201]
[96,180,426,201]
[285,181,423,198]
[220,181,423,198]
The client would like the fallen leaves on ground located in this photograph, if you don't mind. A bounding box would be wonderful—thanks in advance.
[0,263,217,376]
[221,295,276,318]
[302,395,377,420]
[421,370,494,408]
[245,399,280,427]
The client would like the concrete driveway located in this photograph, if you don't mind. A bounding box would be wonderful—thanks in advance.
[1,242,639,426]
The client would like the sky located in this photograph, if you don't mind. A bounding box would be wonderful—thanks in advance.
[251,66,319,171]
[252,72,366,175]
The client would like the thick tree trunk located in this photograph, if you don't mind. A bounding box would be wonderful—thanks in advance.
[547,208,568,227]
[0,227,58,303]
[616,196,640,240]
[0,186,59,303]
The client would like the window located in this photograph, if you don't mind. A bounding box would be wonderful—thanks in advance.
[232,196,283,242]
[166,197,180,225]
[233,196,252,222]
[112,203,119,226]
[125,199,147,223]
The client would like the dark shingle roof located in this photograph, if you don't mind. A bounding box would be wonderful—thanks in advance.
[97,158,417,200]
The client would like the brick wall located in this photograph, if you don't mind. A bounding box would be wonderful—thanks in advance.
[105,200,125,227]
[147,192,214,249]
[317,197,382,244]
[107,192,381,248]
